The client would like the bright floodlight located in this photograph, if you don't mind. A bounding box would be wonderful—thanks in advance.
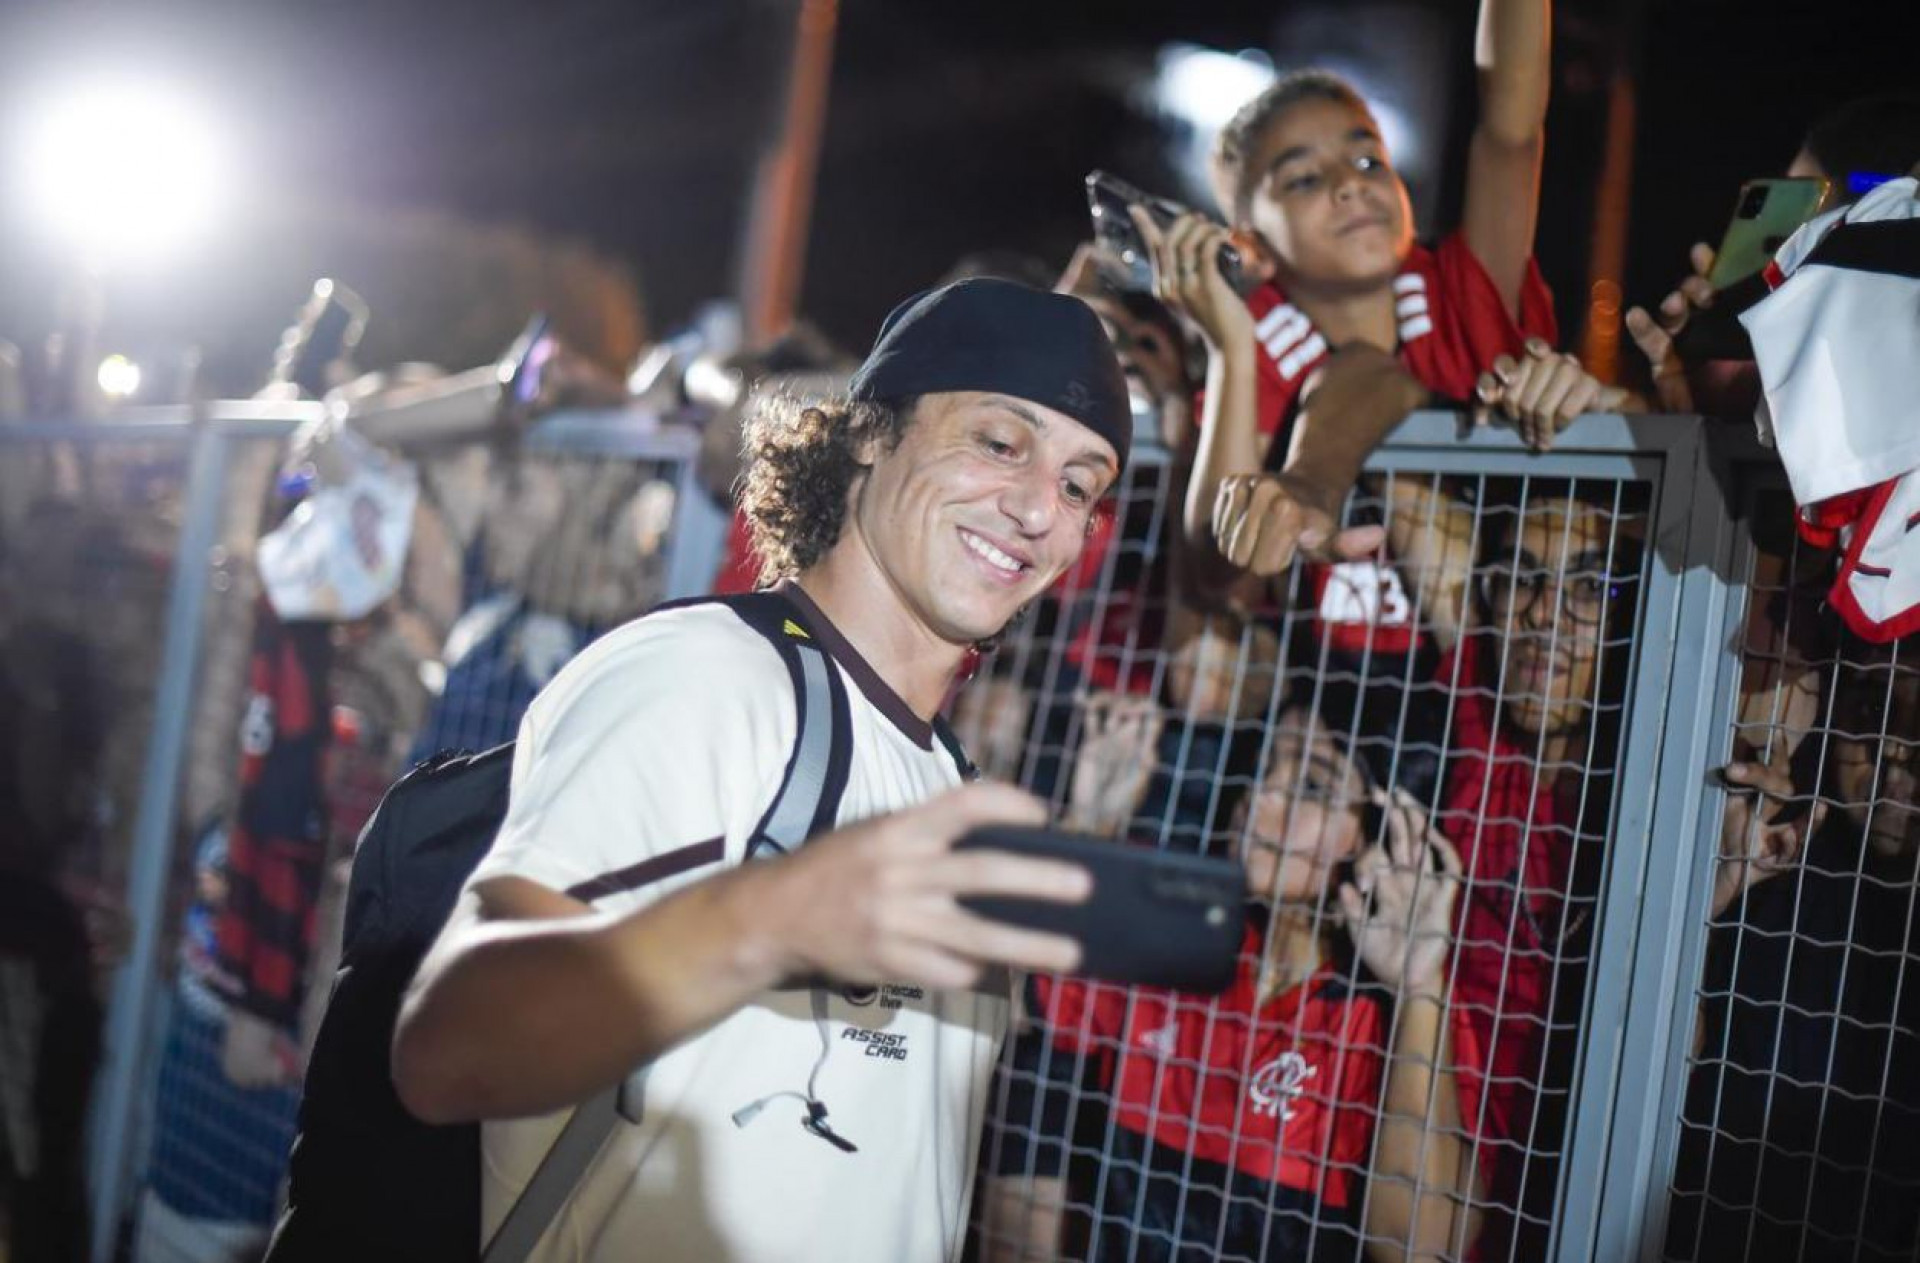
[97,354,142,399]
[1152,45,1278,139]
[22,82,227,265]
[1150,45,1419,200]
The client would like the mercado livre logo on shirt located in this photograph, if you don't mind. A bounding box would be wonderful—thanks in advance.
[836,984,929,1062]
[839,983,925,1009]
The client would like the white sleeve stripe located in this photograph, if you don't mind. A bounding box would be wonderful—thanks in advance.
[1278,333,1330,381]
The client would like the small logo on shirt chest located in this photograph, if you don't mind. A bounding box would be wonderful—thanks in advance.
[840,1027,911,1061]
[1247,1052,1318,1120]
[840,983,925,1011]
[1136,1020,1179,1058]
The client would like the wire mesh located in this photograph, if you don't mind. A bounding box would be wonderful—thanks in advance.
[1,426,195,1263]
[1662,486,1920,1263]
[16,406,1909,1263]
[964,449,1659,1263]
[0,416,696,1262]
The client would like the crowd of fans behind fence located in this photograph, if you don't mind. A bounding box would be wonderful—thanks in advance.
[1,7,1918,1261]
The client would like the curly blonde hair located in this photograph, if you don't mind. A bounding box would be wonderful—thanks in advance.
[737,386,918,587]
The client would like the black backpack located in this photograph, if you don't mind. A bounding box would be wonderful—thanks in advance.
[265,591,854,1262]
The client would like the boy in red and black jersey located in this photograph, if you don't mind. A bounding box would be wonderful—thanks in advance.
[1136,0,1566,661]
[1002,942,1384,1262]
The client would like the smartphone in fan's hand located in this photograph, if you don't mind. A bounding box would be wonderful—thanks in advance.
[955,825,1245,994]
[1677,177,1830,361]
[1706,178,1830,289]
[499,313,555,407]
[1086,170,1247,297]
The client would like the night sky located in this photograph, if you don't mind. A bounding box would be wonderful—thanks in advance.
[0,0,1910,388]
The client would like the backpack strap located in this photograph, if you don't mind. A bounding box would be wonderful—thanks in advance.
[480,588,853,1263]
[725,591,854,857]
[480,1089,619,1263]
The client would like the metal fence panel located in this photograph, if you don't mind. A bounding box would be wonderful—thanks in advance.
[0,409,720,1261]
[965,410,1726,1263]
[1646,444,1920,1263]
[7,404,1908,1263]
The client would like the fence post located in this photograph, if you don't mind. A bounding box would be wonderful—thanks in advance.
[664,443,729,601]
[87,420,231,1262]
[1627,437,1777,1260]
[1546,422,1754,1259]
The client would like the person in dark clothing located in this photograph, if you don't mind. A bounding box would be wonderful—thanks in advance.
[1668,632,1920,1263]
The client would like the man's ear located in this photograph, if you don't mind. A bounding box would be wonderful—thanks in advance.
[1228,227,1278,286]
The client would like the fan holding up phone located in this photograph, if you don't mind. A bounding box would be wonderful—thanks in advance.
[1085,171,1249,297]
[1625,90,1920,409]
[1670,177,1832,363]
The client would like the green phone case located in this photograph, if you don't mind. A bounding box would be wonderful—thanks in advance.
[1708,178,1830,290]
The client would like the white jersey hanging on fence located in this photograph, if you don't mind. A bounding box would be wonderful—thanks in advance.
[1741,174,1920,641]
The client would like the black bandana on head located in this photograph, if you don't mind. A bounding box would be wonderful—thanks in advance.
[848,278,1132,471]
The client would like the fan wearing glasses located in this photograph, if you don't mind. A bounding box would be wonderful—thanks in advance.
[1384,475,1646,1260]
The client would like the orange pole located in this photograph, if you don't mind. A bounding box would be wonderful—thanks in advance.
[738,0,839,343]
[1580,64,1637,384]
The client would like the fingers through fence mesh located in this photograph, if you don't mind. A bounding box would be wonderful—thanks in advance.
[963,459,1662,1262]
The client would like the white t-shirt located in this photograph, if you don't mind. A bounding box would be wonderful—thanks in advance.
[466,589,1006,1263]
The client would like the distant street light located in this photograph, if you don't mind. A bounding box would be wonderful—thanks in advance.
[96,353,141,400]
[19,80,228,267]
[1148,43,1419,209]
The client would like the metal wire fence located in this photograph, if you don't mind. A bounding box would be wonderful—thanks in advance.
[965,414,1695,1263]
[0,407,1911,1262]
[1658,481,1920,1263]
[1,407,721,1263]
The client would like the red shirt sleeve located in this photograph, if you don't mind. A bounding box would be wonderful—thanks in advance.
[1413,234,1559,401]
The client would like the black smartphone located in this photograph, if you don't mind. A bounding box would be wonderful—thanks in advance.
[954,825,1246,994]
[1085,170,1246,296]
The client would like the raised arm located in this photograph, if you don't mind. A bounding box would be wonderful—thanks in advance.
[1342,795,1483,1263]
[1461,0,1552,320]
[1064,692,1165,836]
[394,863,788,1123]
[1205,344,1424,580]
[392,782,1088,1123]
[1365,999,1484,1263]
[1120,208,1264,549]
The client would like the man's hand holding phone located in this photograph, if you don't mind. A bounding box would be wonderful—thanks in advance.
[1625,176,1828,405]
[755,782,1091,993]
